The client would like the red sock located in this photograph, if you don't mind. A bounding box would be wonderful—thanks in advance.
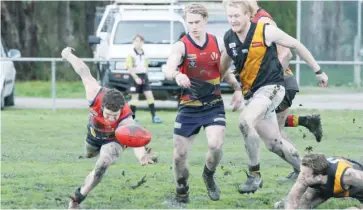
[285,115,299,127]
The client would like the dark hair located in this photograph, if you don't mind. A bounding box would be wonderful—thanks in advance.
[302,153,330,176]
[101,89,125,112]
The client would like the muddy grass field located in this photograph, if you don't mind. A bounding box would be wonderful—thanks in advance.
[1,109,362,209]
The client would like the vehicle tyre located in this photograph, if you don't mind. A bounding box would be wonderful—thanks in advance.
[4,87,15,106]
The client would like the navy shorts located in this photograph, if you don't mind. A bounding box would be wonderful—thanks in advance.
[173,104,226,137]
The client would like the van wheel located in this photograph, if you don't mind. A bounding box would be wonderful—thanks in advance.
[4,88,15,106]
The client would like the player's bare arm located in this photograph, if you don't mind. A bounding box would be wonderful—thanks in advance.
[61,47,101,101]
[343,168,363,189]
[164,41,184,80]
[285,178,309,209]
[258,17,292,70]
[117,116,154,165]
[164,41,191,88]
[264,25,320,72]
[286,166,325,209]
[264,25,328,86]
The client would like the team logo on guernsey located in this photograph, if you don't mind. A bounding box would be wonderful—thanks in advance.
[189,60,197,68]
[229,42,236,48]
[252,42,263,47]
[210,52,219,60]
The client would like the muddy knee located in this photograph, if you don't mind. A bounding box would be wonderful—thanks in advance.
[266,139,285,154]
[238,117,254,138]
[174,147,188,164]
[94,159,110,180]
[267,139,298,158]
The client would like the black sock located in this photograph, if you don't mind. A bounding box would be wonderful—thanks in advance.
[248,164,261,176]
[298,116,308,126]
[148,103,156,118]
[203,165,215,176]
[130,105,136,119]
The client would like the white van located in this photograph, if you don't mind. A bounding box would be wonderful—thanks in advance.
[0,39,21,109]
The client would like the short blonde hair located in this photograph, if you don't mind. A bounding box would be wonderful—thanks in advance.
[184,4,208,19]
[223,0,253,16]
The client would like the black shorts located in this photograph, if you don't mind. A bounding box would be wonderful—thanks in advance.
[128,73,151,94]
[85,127,121,151]
[275,89,297,113]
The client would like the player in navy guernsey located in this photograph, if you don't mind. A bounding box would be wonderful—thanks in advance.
[164,4,242,203]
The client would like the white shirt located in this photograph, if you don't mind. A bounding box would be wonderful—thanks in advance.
[126,48,148,74]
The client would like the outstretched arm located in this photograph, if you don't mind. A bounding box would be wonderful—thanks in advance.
[264,25,328,87]
[61,47,101,101]
[264,25,320,73]
[258,17,292,70]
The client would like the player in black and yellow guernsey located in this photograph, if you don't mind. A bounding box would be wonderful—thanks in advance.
[275,154,363,209]
[219,0,329,194]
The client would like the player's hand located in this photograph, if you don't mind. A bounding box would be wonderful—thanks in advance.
[135,78,143,85]
[138,147,154,166]
[315,71,328,87]
[231,90,243,112]
[175,73,191,88]
[61,47,74,60]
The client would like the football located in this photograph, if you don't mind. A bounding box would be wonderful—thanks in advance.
[115,124,152,147]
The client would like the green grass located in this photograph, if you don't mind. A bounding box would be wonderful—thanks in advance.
[15,81,86,98]
[14,80,363,99]
[1,109,362,209]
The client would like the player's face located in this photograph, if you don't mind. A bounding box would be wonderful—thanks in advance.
[300,165,324,186]
[133,37,144,50]
[103,108,121,123]
[226,5,250,33]
[185,13,207,39]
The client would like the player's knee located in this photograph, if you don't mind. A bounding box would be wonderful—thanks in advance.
[174,148,188,162]
[208,138,224,151]
[238,117,253,136]
[94,160,110,179]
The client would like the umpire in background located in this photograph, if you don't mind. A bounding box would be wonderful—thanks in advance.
[126,34,163,123]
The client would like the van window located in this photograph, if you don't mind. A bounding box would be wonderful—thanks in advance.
[113,20,185,44]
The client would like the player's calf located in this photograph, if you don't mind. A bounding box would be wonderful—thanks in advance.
[173,142,190,203]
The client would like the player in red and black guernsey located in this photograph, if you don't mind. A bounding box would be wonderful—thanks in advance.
[249,0,324,183]
[221,0,328,194]
[164,4,242,203]
[61,47,155,209]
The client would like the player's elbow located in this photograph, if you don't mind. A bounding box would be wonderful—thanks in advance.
[163,67,174,81]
